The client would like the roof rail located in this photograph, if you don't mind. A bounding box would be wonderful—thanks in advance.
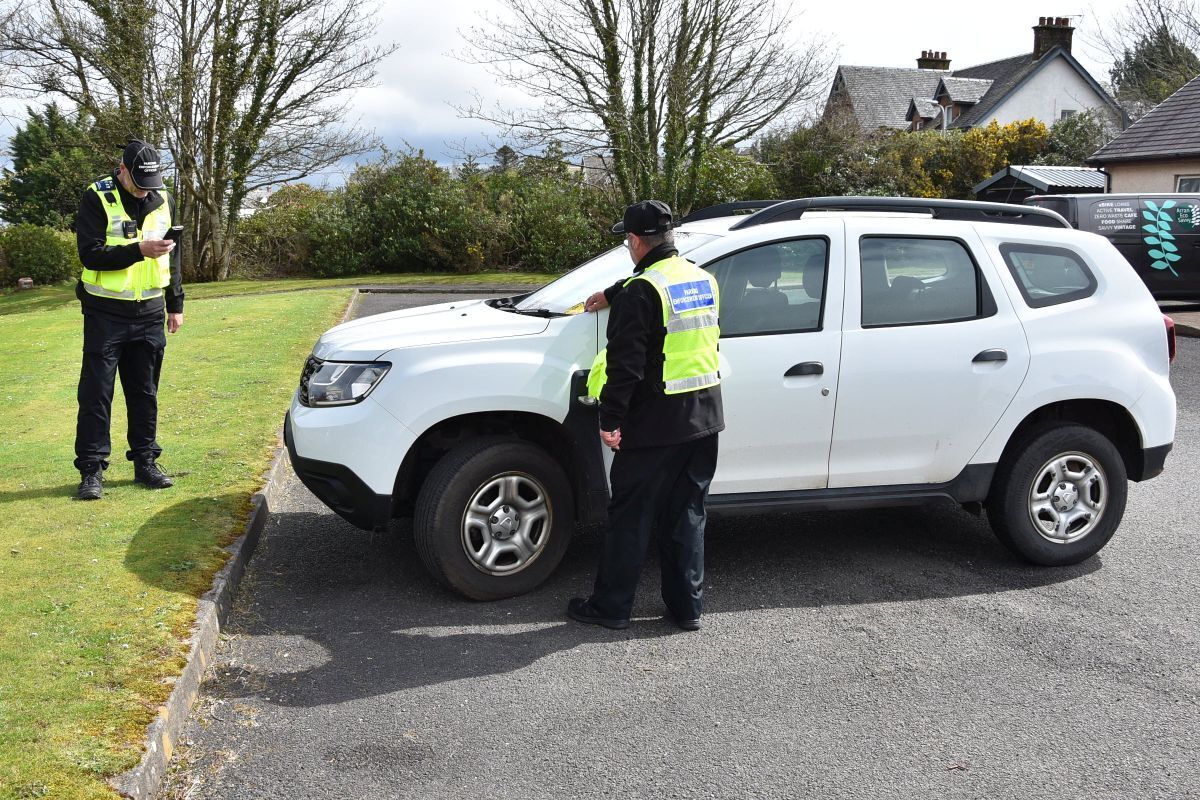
[679,200,782,223]
[728,196,1070,230]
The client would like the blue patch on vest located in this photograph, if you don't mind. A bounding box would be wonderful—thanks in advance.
[95,178,115,191]
[667,280,715,313]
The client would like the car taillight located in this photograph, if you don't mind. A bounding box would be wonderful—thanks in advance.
[1164,315,1176,364]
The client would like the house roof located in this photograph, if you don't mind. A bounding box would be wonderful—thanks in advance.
[906,97,941,122]
[937,77,993,104]
[830,47,1121,132]
[1089,74,1200,163]
[972,165,1107,194]
[949,53,1037,127]
[831,66,947,129]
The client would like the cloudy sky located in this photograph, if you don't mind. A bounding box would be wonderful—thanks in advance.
[0,1,1142,183]
[317,0,1134,183]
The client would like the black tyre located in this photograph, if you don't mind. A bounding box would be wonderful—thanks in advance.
[987,423,1128,566]
[413,438,575,600]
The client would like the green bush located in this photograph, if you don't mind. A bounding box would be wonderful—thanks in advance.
[0,223,80,286]
[232,184,355,278]
[479,168,611,273]
[229,150,616,278]
[692,146,779,209]
[343,152,502,274]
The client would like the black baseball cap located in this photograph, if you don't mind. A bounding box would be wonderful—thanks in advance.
[611,200,673,236]
[122,139,164,190]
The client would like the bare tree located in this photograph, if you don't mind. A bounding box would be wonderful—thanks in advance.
[0,0,392,280]
[1092,0,1200,118]
[461,0,831,213]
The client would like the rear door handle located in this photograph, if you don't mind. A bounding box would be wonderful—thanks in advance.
[973,348,1008,363]
[785,361,824,377]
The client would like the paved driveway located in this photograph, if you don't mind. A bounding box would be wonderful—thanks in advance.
[161,291,1200,799]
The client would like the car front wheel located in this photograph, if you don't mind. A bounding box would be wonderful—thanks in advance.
[414,438,575,600]
[988,424,1128,566]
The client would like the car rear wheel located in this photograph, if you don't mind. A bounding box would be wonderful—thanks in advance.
[988,423,1128,566]
[414,438,575,600]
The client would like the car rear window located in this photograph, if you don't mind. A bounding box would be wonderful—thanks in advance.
[998,243,1096,308]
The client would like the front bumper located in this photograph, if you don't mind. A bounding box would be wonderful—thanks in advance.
[284,412,394,531]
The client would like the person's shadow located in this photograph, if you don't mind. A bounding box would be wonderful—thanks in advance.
[127,497,1099,708]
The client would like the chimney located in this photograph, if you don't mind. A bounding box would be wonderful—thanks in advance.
[1033,16,1074,59]
[917,50,951,70]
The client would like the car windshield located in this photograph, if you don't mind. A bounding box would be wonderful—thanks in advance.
[513,231,720,313]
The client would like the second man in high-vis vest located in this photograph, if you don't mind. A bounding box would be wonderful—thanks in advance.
[568,201,724,632]
[74,140,184,501]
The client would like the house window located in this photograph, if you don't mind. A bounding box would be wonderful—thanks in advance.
[1177,175,1200,192]
[1060,109,1077,120]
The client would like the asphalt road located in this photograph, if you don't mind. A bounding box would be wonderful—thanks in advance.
[160,291,1200,799]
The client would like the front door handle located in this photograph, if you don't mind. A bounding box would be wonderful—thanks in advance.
[973,348,1008,363]
[785,361,824,377]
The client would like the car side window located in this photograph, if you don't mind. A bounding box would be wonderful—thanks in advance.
[998,243,1097,308]
[859,236,993,327]
[705,238,827,336]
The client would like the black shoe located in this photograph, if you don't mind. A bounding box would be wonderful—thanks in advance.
[665,610,701,631]
[77,471,103,501]
[567,598,629,630]
[133,458,174,489]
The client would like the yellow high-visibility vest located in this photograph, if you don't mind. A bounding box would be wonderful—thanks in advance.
[587,255,721,399]
[79,178,172,301]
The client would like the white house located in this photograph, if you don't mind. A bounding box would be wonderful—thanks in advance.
[825,17,1124,133]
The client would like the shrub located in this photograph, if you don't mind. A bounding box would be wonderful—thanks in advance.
[479,168,610,273]
[344,152,502,274]
[232,184,355,278]
[692,146,779,209]
[0,223,80,286]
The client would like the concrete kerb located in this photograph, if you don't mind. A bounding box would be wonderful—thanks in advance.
[355,283,542,295]
[109,289,364,799]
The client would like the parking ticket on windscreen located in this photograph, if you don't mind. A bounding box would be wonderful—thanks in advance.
[667,281,715,313]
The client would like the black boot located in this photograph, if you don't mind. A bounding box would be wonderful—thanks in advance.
[77,469,104,500]
[133,457,174,489]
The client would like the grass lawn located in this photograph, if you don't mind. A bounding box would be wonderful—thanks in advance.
[0,271,554,319]
[0,282,364,798]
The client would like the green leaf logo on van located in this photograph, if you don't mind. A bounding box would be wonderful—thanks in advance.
[1142,199,1182,277]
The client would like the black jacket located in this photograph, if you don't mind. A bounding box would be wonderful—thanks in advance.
[598,243,724,449]
[75,172,184,320]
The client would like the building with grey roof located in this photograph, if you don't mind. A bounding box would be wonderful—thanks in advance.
[1089,74,1200,192]
[973,165,1106,202]
[825,17,1122,135]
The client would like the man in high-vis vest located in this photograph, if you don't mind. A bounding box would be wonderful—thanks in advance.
[73,140,184,501]
[568,201,724,632]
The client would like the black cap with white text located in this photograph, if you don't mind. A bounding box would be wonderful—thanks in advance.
[122,140,164,190]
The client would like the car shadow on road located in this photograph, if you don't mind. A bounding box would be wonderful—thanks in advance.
[202,501,1100,708]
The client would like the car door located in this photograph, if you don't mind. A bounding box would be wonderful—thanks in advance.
[827,219,1030,488]
[701,222,845,493]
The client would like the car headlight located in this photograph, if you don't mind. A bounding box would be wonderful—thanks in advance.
[301,360,390,407]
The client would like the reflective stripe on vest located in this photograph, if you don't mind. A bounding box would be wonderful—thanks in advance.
[82,286,164,300]
[664,371,721,393]
[79,180,172,302]
[587,255,721,399]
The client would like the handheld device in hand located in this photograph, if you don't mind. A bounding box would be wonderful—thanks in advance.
[164,226,184,244]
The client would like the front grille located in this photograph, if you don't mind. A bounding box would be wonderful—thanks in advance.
[298,355,321,406]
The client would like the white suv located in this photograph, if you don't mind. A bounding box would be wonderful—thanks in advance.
[285,198,1177,600]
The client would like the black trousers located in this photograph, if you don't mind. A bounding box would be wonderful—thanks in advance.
[74,313,166,472]
[589,433,718,622]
